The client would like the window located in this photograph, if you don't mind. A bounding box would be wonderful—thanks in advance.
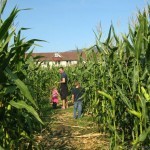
[55,61,60,65]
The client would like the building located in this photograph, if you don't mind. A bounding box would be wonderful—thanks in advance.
[28,51,86,67]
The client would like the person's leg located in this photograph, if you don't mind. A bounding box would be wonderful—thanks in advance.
[61,93,66,109]
[60,91,65,109]
[53,102,56,109]
[62,99,65,109]
[54,102,57,109]
[65,98,68,109]
[77,101,82,118]
[64,88,68,109]
[52,102,55,109]
[74,101,78,119]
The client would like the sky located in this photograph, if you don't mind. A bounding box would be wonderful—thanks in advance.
[3,0,149,53]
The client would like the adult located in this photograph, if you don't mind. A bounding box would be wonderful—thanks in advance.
[59,67,68,109]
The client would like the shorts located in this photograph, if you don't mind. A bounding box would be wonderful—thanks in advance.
[60,88,68,100]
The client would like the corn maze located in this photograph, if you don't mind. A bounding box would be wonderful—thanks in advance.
[0,0,150,149]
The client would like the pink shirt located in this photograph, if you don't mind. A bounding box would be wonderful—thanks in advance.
[52,89,59,103]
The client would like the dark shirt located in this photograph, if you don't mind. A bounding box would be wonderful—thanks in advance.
[72,87,84,101]
[60,72,68,89]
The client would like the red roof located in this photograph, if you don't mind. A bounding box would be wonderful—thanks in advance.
[27,51,86,61]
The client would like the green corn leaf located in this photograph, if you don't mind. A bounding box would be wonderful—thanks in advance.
[93,29,102,43]
[20,131,30,139]
[91,49,98,63]
[146,36,150,62]
[142,11,148,51]
[127,108,141,118]
[140,68,148,81]
[1,30,15,50]
[141,86,150,102]
[132,63,139,94]
[15,28,31,43]
[98,90,115,108]
[4,67,38,108]
[134,22,143,59]
[5,86,16,94]
[0,7,19,43]
[112,24,119,44]
[0,51,15,71]
[137,95,147,127]
[0,145,4,150]
[128,25,134,43]
[122,34,134,52]
[0,0,7,15]
[116,85,132,109]
[132,127,150,148]
[105,25,112,45]
[138,127,150,142]
[9,100,44,125]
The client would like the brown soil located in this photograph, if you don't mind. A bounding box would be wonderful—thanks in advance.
[35,103,109,150]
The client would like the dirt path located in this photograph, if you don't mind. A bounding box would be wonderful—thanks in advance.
[36,104,109,150]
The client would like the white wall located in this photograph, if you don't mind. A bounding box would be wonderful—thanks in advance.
[39,60,78,67]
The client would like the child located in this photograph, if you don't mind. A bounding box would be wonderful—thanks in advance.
[71,81,84,119]
[51,87,59,109]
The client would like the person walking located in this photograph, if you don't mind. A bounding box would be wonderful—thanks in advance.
[71,81,84,119]
[59,67,68,109]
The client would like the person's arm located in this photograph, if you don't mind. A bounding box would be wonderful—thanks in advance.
[72,94,74,103]
[60,77,65,83]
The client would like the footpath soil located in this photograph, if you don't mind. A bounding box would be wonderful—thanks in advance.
[36,103,109,150]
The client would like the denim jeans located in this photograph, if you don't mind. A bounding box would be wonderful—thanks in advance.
[74,101,82,119]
